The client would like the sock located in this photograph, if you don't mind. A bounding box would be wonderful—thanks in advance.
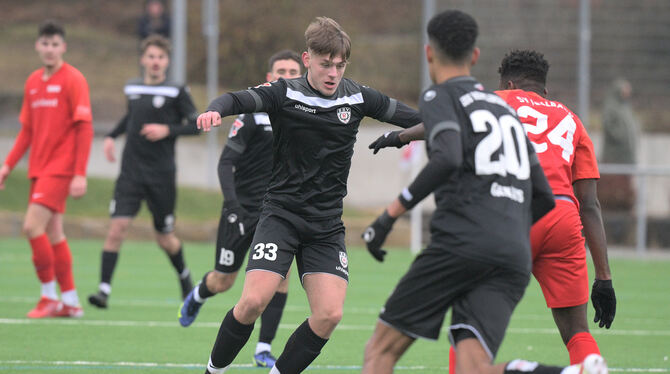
[198,272,215,299]
[209,308,255,369]
[207,357,229,374]
[61,289,80,307]
[52,240,75,292]
[168,247,187,276]
[566,332,600,365]
[259,292,288,345]
[269,366,280,374]
[100,250,119,290]
[256,342,272,355]
[29,234,55,283]
[274,319,328,374]
[449,346,456,374]
[504,360,564,374]
[41,280,58,300]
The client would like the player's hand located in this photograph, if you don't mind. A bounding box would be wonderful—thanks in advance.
[197,111,222,132]
[362,210,397,262]
[222,200,248,236]
[368,131,405,154]
[591,279,616,328]
[69,175,87,198]
[0,164,11,190]
[103,137,116,162]
[141,123,170,142]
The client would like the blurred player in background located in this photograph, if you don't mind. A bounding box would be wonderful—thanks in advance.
[0,20,93,318]
[88,35,199,309]
[179,49,302,368]
[197,16,422,374]
[495,49,615,364]
[361,10,608,374]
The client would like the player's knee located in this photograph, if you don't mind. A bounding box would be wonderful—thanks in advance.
[236,294,267,321]
[22,221,44,238]
[210,272,236,293]
[313,307,343,329]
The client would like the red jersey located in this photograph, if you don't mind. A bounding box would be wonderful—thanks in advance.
[5,62,93,178]
[496,89,599,205]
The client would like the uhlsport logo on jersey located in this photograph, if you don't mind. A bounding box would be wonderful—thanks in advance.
[337,106,351,124]
[153,95,165,108]
[339,251,348,268]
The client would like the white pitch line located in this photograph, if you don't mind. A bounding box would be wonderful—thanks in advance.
[0,360,666,372]
[1,318,669,337]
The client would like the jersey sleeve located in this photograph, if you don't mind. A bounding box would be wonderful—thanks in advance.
[206,79,285,117]
[225,114,256,154]
[360,86,422,128]
[67,70,93,124]
[419,86,462,149]
[572,122,600,181]
[168,85,199,136]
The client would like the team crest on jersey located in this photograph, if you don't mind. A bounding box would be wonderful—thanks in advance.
[153,95,165,108]
[339,251,348,268]
[47,84,62,93]
[424,90,436,102]
[229,118,244,137]
[337,106,351,124]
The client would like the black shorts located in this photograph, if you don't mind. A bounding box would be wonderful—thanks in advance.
[379,247,529,359]
[214,211,260,273]
[110,174,176,233]
[245,204,348,282]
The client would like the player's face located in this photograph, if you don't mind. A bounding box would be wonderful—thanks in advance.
[303,51,347,96]
[141,45,169,81]
[267,59,301,82]
[35,35,66,69]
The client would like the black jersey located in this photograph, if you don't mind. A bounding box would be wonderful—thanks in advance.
[419,76,547,273]
[207,75,421,218]
[108,78,199,181]
[222,112,273,211]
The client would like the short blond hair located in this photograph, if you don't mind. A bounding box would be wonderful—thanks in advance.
[304,17,351,61]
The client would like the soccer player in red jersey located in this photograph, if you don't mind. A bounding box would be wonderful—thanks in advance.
[495,49,615,364]
[0,20,93,318]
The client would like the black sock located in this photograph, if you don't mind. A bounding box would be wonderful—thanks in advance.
[209,308,255,369]
[100,250,119,288]
[274,319,328,374]
[198,272,215,299]
[259,292,288,344]
[504,360,565,374]
[168,247,187,276]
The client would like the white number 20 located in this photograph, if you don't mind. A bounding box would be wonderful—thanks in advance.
[471,110,530,180]
[516,106,576,162]
[252,243,278,261]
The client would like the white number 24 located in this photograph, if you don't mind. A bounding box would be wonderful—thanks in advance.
[516,106,576,162]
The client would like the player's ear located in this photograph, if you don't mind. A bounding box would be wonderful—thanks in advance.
[301,51,310,69]
[425,44,433,64]
[266,72,273,82]
[470,47,480,66]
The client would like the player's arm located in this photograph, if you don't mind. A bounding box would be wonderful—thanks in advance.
[68,72,94,198]
[363,124,462,262]
[574,178,616,328]
[368,123,426,154]
[199,81,284,131]
[527,137,555,223]
[2,88,35,189]
[167,85,200,137]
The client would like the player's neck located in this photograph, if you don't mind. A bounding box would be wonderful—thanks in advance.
[144,73,166,85]
[434,65,471,85]
[42,60,64,80]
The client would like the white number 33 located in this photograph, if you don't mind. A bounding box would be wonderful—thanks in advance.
[252,242,278,261]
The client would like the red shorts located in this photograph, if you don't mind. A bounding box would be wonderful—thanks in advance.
[29,176,72,213]
[530,199,588,308]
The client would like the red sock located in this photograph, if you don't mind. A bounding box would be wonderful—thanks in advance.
[52,239,75,292]
[449,346,456,374]
[29,234,55,283]
[566,332,600,364]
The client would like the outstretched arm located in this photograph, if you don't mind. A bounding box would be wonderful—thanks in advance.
[368,123,426,154]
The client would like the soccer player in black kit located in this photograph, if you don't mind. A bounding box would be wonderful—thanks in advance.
[88,35,199,308]
[197,17,422,374]
[361,10,608,374]
[179,50,303,368]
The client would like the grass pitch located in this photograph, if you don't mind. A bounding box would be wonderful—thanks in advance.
[0,237,668,373]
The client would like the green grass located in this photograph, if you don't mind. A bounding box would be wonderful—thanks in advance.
[0,237,669,373]
[0,169,223,222]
